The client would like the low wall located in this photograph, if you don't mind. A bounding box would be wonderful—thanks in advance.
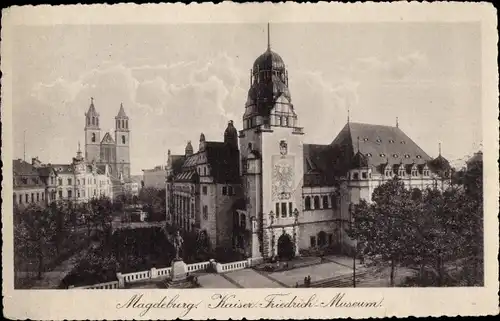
[217,260,248,273]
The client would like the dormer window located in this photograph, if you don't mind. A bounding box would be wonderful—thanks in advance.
[367,153,372,157]
[401,141,406,144]
[380,153,386,157]
[404,154,410,158]
[393,154,399,158]
[363,138,368,142]
[416,155,422,159]
[389,139,395,143]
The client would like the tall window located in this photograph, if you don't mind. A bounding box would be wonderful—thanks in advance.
[36,193,39,202]
[31,193,34,202]
[222,186,227,195]
[310,236,316,248]
[122,135,126,144]
[313,196,320,209]
[25,194,28,203]
[67,190,72,199]
[278,202,286,217]
[275,203,280,216]
[323,196,329,209]
[13,193,17,204]
[288,202,293,217]
[305,196,311,210]
[68,178,72,185]
[125,120,128,128]
[202,186,207,195]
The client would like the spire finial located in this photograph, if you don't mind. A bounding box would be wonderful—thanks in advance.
[267,22,271,51]
[439,142,442,156]
[347,106,350,123]
[91,97,94,105]
[78,141,81,152]
[396,117,399,128]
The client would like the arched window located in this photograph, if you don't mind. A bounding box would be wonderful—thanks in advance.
[121,135,125,144]
[91,133,96,142]
[87,117,90,126]
[96,118,99,126]
[314,196,320,209]
[322,195,329,209]
[92,117,95,125]
[304,196,311,210]
[233,212,239,228]
[125,120,128,129]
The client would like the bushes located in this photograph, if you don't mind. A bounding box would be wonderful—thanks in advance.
[63,227,176,287]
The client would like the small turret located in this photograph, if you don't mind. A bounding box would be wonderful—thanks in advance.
[185,141,194,156]
[224,120,238,150]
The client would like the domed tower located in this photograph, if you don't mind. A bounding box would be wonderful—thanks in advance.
[243,24,297,130]
[185,141,194,156]
[84,97,101,162]
[240,24,304,260]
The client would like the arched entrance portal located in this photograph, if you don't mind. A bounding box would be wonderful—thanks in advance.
[277,233,295,260]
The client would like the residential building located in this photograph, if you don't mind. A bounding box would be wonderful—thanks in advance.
[13,159,47,209]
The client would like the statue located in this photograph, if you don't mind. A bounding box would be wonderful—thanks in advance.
[173,231,184,261]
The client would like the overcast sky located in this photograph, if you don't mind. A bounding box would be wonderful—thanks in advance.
[12,22,481,174]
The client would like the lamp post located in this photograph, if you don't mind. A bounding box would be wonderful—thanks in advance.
[269,211,275,259]
[349,202,356,288]
[293,208,299,256]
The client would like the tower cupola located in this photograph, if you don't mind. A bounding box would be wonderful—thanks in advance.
[185,141,194,156]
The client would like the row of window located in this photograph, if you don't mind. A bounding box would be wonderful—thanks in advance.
[304,195,338,211]
[16,177,40,185]
[116,119,129,130]
[361,137,407,144]
[57,177,103,186]
[13,191,45,205]
[275,202,294,218]
[382,170,430,178]
[310,231,335,248]
[87,116,99,127]
[243,114,297,129]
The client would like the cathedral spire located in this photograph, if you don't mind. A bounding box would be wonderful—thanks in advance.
[439,142,442,156]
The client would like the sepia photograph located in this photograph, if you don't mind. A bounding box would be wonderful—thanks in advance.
[2,2,498,320]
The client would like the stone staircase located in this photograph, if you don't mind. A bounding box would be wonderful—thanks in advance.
[308,271,369,288]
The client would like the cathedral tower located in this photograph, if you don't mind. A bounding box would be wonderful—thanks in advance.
[114,103,131,179]
[240,24,304,259]
[84,97,101,162]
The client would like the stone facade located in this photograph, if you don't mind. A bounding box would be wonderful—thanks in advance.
[165,31,452,259]
[84,98,131,189]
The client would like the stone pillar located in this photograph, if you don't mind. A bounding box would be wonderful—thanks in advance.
[216,263,223,273]
[116,272,125,289]
[151,267,158,279]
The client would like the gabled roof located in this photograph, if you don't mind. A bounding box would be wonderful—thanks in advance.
[37,165,58,177]
[101,132,115,145]
[96,164,108,175]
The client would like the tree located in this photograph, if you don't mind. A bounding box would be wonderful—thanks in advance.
[349,178,421,286]
[14,204,57,279]
[82,196,114,245]
[139,187,166,221]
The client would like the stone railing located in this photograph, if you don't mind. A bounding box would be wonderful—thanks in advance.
[216,260,248,273]
[187,261,210,273]
[68,258,262,289]
[70,280,119,290]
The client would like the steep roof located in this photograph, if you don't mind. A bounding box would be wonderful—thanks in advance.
[116,103,128,118]
[174,170,199,182]
[13,159,41,177]
[205,141,240,184]
[302,144,339,187]
[37,165,57,177]
[331,122,432,169]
